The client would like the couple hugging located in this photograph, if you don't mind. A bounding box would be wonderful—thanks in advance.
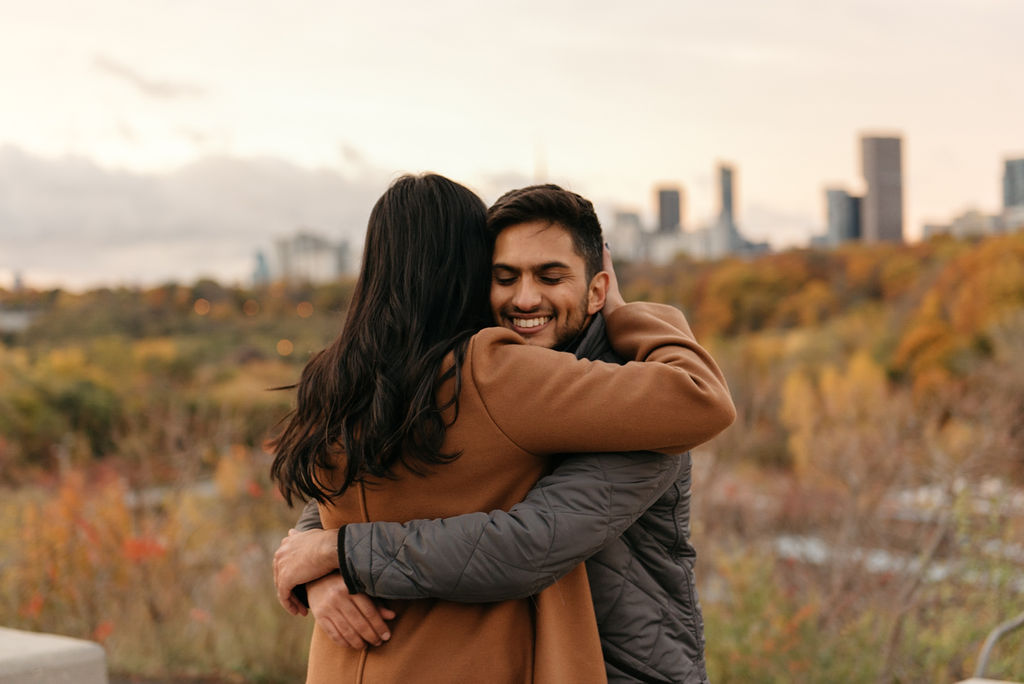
[270,176,735,683]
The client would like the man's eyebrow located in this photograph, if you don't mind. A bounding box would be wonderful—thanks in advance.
[491,261,572,272]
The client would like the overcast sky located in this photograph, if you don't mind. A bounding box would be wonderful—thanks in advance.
[2,0,1022,288]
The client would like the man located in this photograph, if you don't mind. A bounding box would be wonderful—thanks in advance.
[280,184,725,683]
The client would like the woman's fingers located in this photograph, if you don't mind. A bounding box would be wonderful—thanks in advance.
[308,574,394,649]
[352,593,392,642]
[336,592,388,646]
[322,614,369,650]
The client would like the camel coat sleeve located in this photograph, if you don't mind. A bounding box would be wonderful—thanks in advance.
[469,301,735,456]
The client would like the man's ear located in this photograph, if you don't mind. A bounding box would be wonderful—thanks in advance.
[587,271,610,315]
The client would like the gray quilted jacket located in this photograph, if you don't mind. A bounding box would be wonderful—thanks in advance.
[296,314,710,683]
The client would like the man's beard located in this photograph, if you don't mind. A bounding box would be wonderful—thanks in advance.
[551,291,593,351]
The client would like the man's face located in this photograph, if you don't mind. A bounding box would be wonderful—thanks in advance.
[490,220,606,349]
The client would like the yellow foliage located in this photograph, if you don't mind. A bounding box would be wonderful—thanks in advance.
[214,444,259,500]
[843,249,879,294]
[779,369,816,478]
[695,297,735,338]
[879,253,920,300]
[819,353,886,423]
[893,317,957,378]
[33,345,115,388]
[741,335,788,374]
[44,347,89,375]
[779,352,893,487]
[910,366,953,400]
[936,418,975,463]
[775,280,838,328]
[207,359,295,408]
[132,338,179,363]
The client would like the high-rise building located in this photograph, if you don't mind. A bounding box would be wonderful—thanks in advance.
[825,188,862,246]
[949,209,999,239]
[1004,158,1024,209]
[675,163,769,261]
[274,230,351,284]
[609,211,647,262]
[252,251,271,287]
[719,164,735,230]
[709,163,742,258]
[657,187,682,234]
[860,135,904,243]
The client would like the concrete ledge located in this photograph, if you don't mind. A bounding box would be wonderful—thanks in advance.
[0,627,107,684]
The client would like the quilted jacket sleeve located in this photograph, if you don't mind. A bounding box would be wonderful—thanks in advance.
[339,450,683,601]
[294,498,324,531]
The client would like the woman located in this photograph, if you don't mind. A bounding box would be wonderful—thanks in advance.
[270,174,734,683]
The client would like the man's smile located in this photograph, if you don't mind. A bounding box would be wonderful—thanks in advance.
[510,315,552,331]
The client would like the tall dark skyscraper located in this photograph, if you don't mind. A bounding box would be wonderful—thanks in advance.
[860,135,904,243]
[657,187,682,234]
[826,188,862,245]
[719,164,735,229]
[1004,158,1024,209]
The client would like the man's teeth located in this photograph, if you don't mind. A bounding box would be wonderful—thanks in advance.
[513,316,551,329]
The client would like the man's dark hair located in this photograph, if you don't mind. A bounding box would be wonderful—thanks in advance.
[487,184,603,281]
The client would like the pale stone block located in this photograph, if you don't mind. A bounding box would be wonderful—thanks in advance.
[0,627,107,684]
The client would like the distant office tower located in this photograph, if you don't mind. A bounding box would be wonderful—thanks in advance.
[1004,158,1024,209]
[275,230,350,284]
[860,135,904,243]
[950,209,999,238]
[252,251,271,287]
[610,211,646,261]
[708,163,744,258]
[825,188,862,245]
[718,164,735,229]
[657,187,682,234]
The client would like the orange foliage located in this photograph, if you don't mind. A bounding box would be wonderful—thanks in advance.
[894,232,1024,381]
[92,620,115,643]
[19,591,44,619]
[121,536,168,562]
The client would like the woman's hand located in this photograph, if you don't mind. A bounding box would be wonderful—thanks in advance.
[307,573,396,649]
[274,528,340,612]
[602,243,626,317]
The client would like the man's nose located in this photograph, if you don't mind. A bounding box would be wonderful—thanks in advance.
[511,280,542,311]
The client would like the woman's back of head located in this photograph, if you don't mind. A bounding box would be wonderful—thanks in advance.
[271,173,492,505]
[353,174,492,351]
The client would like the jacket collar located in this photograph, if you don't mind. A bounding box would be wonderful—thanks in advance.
[567,313,612,361]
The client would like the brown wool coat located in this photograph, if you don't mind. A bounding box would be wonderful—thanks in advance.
[309,302,735,684]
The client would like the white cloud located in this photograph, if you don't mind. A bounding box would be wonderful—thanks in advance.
[0,146,391,289]
[93,54,207,100]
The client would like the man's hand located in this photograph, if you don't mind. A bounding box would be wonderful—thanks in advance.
[602,243,626,317]
[308,573,396,649]
[274,528,341,613]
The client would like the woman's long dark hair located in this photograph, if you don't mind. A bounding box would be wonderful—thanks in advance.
[270,174,492,505]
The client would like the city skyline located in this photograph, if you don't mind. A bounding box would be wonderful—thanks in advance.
[2,0,1023,288]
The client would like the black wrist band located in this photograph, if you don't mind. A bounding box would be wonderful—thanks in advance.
[292,584,310,609]
[337,525,360,594]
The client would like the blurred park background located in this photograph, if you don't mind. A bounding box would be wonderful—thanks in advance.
[2,1,1024,682]
[2,235,1023,682]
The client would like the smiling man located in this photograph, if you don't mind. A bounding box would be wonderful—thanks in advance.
[282,184,729,684]
[490,217,603,350]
